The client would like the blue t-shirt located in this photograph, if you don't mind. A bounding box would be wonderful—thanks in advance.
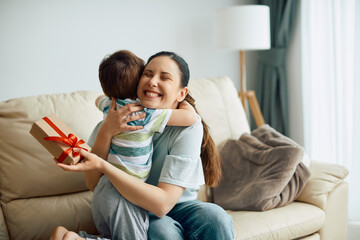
[88,115,205,203]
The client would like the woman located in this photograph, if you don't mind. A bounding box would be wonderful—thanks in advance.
[52,51,234,240]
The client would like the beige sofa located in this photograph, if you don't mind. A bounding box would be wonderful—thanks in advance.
[0,76,349,240]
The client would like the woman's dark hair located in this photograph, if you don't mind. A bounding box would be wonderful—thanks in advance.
[99,50,144,100]
[147,51,190,88]
[147,51,222,187]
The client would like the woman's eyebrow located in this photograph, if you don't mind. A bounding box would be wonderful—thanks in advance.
[161,72,173,77]
[144,69,153,73]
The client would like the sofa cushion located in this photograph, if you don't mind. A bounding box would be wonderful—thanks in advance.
[214,125,311,211]
[0,91,102,201]
[188,76,250,147]
[229,202,325,240]
[1,191,97,240]
[0,205,9,240]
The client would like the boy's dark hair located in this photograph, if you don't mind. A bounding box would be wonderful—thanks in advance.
[99,50,145,99]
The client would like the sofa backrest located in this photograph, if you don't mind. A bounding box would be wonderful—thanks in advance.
[188,76,250,147]
[0,76,249,202]
[0,91,102,239]
[188,76,250,202]
[0,76,250,238]
[0,91,103,201]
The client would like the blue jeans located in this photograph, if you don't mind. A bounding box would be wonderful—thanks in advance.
[80,175,233,239]
[148,200,234,240]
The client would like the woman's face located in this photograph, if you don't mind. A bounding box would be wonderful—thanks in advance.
[137,56,188,109]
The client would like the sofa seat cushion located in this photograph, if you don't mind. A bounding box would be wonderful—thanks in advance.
[1,191,97,240]
[229,202,325,240]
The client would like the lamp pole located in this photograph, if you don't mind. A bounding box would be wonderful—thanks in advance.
[238,50,265,127]
[239,50,246,109]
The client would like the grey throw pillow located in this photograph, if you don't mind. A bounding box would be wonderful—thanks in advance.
[213,125,311,211]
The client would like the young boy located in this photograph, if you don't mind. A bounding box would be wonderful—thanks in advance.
[96,50,196,181]
[53,50,197,240]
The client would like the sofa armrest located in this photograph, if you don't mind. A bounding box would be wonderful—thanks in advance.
[296,160,349,210]
[319,181,348,239]
[0,204,10,240]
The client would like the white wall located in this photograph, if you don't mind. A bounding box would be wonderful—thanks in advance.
[0,0,256,102]
[0,0,302,142]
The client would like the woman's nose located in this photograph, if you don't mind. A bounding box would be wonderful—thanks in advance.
[148,76,159,87]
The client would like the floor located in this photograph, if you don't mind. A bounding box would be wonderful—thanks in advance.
[347,222,360,240]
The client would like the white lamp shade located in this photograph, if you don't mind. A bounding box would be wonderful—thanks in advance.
[214,5,271,51]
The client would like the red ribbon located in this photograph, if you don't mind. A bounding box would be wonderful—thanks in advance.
[43,116,88,163]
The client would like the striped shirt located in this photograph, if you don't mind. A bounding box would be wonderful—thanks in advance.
[97,97,172,181]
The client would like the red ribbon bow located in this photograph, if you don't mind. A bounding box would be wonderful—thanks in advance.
[43,116,88,163]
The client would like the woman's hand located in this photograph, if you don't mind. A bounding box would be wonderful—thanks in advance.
[56,148,106,173]
[100,98,146,137]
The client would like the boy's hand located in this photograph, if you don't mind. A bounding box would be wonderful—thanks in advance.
[178,101,187,109]
[102,98,146,136]
[179,100,195,112]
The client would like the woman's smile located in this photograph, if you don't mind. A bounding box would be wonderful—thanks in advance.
[137,56,186,109]
[144,90,162,98]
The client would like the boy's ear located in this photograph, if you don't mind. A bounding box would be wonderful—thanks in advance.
[177,87,189,102]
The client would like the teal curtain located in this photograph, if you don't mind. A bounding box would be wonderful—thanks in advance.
[254,0,298,135]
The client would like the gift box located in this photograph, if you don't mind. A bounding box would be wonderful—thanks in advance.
[30,113,91,165]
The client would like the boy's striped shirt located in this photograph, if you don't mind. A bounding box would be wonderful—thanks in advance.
[97,97,172,180]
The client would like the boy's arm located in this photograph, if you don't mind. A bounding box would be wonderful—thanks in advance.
[167,101,197,126]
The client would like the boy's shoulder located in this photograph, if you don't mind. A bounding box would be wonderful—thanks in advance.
[116,98,138,106]
[96,97,134,113]
[99,98,137,111]
[96,96,111,111]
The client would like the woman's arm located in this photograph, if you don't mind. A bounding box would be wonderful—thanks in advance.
[84,124,111,191]
[84,98,145,191]
[167,100,197,126]
[60,118,203,217]
[59,149,184,218]
[61,100,201,216]
[101,158,184,217]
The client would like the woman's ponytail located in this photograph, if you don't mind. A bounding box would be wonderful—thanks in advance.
[184,94,222,187]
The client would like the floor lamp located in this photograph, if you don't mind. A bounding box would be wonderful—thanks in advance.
[214,5,270,127]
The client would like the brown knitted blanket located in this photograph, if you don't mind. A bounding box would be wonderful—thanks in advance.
[213,125,311,211]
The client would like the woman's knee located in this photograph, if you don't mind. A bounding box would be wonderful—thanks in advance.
[203,202,233,226]
[148,214,183,240]
[189,202,234,239]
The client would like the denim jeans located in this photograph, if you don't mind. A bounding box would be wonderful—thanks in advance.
[79,175,233,240]
[148,200,234,240]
